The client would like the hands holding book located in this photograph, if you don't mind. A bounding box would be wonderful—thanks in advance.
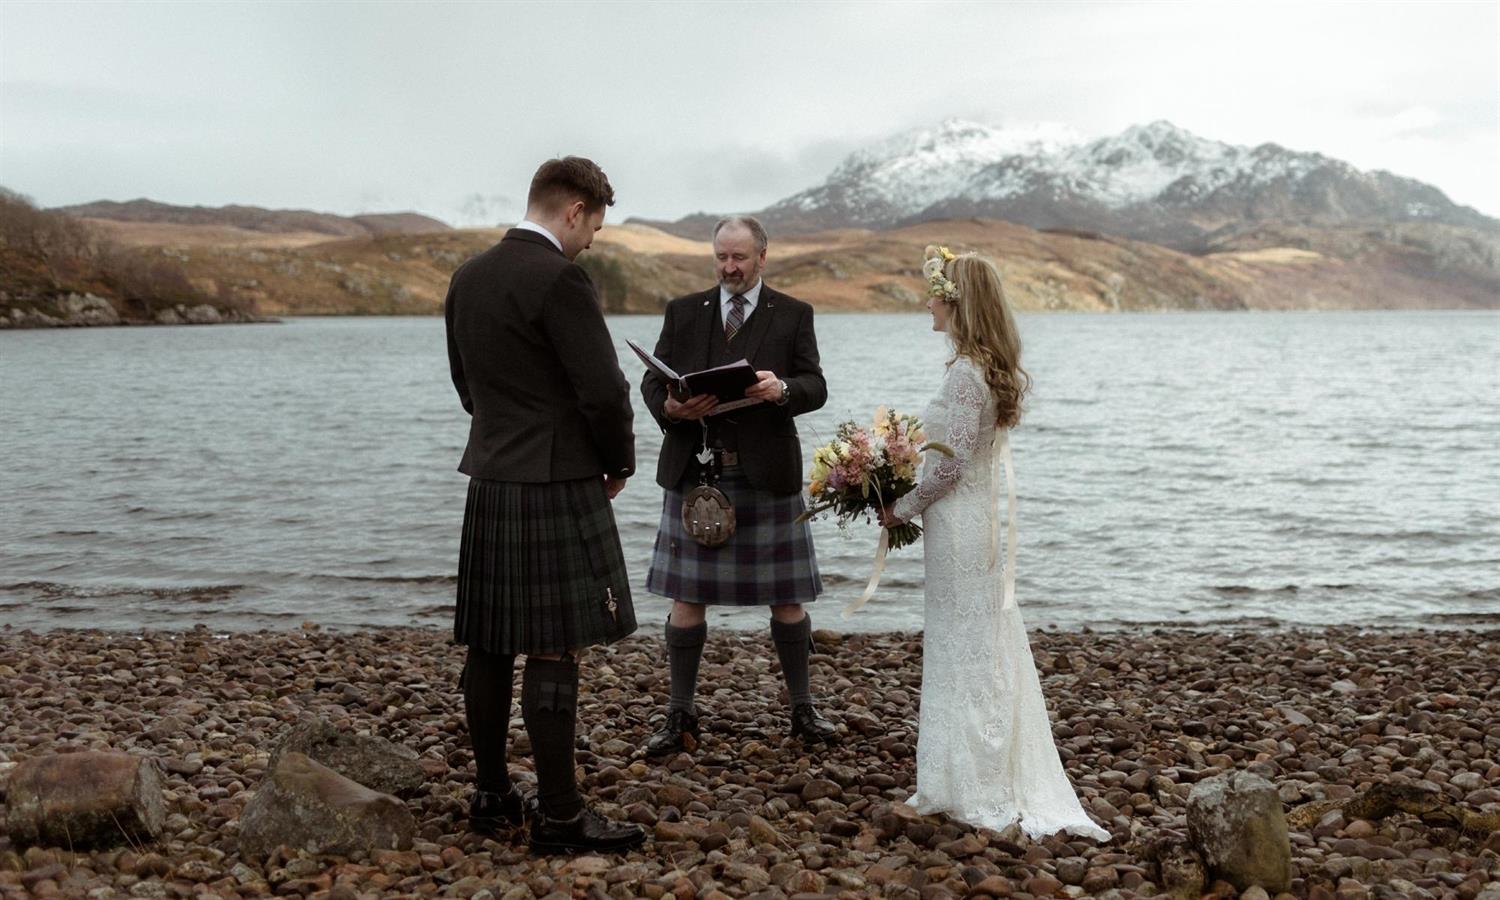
[665,370,781,421]
[627,340,778,422]
[664,393,718,421]
[743,370,786,404]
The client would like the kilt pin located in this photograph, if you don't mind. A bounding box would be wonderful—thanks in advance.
[456,475,636,656]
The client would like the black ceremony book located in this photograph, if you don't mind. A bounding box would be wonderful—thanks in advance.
[626,339,763,415]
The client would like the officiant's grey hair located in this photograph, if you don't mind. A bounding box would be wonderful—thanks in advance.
[713,216,768,254]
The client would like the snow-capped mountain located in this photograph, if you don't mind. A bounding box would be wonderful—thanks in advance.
[662,119,1495,248]
[774,119,1081,224]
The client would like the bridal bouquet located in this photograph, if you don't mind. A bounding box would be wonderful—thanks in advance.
[799,406,952,551]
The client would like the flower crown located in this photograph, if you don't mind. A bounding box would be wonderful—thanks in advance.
[923,245,960,302]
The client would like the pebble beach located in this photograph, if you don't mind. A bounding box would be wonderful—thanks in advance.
[1,625,1497,899]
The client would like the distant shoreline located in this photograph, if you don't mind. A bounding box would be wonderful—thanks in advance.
[0,293,275,330]
[8,307,1500,332]
[8,300,1500,335]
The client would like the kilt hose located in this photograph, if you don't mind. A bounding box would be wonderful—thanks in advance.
[454,476,637,656]
[646,465,823,606]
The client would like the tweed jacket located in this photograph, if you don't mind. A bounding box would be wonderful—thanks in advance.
[642,284,826,495]
[445,229,635,483]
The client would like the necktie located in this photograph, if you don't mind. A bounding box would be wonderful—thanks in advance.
[725,294,747,342]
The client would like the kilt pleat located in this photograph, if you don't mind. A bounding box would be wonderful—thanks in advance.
[455,476,637,656]
[646,466,822,606]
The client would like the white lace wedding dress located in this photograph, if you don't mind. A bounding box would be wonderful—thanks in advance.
[890,356,1109,840]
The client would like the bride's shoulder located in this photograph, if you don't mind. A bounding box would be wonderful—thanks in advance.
[940,355,988,404]
[944,354,984,381]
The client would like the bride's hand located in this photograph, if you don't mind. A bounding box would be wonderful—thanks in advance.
[878,506,903,528]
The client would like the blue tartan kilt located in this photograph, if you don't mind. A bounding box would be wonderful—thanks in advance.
[646,466,822,606]
[454,476,637,656]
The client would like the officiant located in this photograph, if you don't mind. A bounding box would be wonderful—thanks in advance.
[640,215,836,756]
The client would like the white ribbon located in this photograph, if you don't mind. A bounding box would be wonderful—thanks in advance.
[841,429,1017,618]
[996,428,1018,610]
[841,525,889,619]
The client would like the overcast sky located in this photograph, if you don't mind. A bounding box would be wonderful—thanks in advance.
[2,0,1497,225]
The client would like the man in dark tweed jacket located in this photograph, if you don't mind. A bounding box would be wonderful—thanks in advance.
[640,215,838,755]
[444,156,644,854]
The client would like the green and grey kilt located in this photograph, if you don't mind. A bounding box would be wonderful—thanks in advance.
[454,476,637,656]
[646,466,822,606]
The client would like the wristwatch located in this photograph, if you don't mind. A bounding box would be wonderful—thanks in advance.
[776,379,790,405]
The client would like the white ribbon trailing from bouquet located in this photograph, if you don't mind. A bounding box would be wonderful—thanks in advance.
[995,428,1017,610]
[843,429,1017,618]
[841,524,889,619]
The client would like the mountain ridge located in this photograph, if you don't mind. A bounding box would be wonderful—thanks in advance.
[55,198,451,239]
[635,119,1498,249]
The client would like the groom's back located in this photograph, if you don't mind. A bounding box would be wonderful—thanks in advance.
[444,229,629,483]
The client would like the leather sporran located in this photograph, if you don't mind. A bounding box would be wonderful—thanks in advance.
[682,484,736,548]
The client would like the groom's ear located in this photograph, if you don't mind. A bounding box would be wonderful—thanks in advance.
[563,199,587,229]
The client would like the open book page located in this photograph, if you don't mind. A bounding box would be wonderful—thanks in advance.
[707,396,763,415]
[626,339,683,392]
[627,339,764,413]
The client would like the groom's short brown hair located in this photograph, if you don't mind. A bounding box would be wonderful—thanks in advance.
[527,156,615,213]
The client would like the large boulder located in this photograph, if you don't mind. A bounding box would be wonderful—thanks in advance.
[1186,771,1291,892]
[239,752,415,858]
[268,717,424,797]
[58,293,121,326]
[180,304,223,324]
[4,751,164,849]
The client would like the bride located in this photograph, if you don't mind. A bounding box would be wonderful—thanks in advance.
[880,246,1109,841]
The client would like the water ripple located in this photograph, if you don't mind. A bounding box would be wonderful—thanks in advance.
[1,311,1496,632]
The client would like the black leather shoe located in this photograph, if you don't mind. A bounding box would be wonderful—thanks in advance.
[528,803,647,855]
[468,784,525,835]
[643,708,700,757]
[790,703,838,743]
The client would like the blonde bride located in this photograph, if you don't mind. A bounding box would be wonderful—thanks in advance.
[881,246,1108,841]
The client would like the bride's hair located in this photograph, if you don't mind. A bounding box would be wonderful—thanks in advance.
[942,254,1031,428]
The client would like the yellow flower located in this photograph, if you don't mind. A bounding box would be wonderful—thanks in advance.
[809,457,830,483]
[809,479,824,496]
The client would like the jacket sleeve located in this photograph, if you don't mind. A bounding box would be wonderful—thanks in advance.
[784,304,828,416]
[443,275,472,415]
[541,264,636,478]
[890,361,987,523]
[641,301,674,430]
[641,301,697,434]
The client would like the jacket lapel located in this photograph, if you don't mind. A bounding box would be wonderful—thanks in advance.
[740,286,778,363]
[694,288,720,372]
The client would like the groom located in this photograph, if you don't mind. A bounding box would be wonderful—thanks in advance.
[640,215,837,755]
[444,156,644,854]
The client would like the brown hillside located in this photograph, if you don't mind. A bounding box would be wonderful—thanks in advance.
[0,191,255,327]
[27,214,1496,319]
[81,219,339,249]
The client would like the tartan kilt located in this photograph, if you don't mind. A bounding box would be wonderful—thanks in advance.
[454,476,637,656]
[646,465,822,606]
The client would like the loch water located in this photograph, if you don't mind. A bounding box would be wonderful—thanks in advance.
[2,311,1496,633]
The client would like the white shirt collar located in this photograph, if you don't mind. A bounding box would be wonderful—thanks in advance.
[719,279,764,315]
[514,219,563,253]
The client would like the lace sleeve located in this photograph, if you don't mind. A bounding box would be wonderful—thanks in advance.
[891,360,988,523]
